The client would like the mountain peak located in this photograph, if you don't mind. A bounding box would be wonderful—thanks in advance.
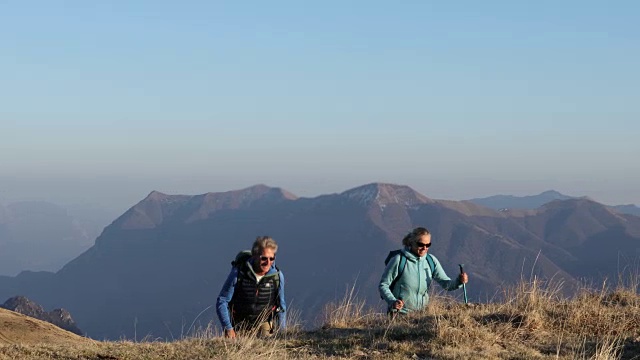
[231,184,298,202]
[1,296,83,335]
[144,190,170,201]
[469,190,574,210]
[341,183,431,208]
[537,190,573,200]
[197,184,297,207]
[187,185,297,221]
[541,197,599,210]
[112,185,298,229]
[1,296,43,315]
[540,190,563,196]
[539,197,629,223]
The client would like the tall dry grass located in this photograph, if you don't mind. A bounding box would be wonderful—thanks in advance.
[322,282,372,328]
[1,275,639,359]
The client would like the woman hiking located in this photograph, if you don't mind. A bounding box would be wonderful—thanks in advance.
[379,227,468,314]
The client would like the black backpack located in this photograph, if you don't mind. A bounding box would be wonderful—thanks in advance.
[384,250,435,294]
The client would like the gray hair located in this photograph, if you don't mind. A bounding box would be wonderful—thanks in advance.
[402,227,430,247]
[251,236,278,256]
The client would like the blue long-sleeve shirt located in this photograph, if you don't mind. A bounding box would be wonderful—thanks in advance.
[216,262,286,331]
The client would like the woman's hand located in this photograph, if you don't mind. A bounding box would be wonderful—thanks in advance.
[459,272,468,284]
[393,299,404,310]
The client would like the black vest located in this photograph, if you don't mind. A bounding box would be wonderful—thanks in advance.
[230,263,280,326]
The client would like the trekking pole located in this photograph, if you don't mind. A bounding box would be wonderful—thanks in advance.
[390,296,403,321]
[459,264,468,305]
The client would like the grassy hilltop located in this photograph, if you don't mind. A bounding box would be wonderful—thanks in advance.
[0,278,639,360]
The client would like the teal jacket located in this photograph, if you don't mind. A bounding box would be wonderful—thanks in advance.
[379,248,462,313]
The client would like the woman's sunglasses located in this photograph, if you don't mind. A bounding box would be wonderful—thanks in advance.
[416,242,432,249]
[260,256,276,262]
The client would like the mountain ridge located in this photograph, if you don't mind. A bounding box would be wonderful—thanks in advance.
[0,182,638,340]
[469,190,640,218]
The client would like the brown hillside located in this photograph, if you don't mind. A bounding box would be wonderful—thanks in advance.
[0,308,89,346]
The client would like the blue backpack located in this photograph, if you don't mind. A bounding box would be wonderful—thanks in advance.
[384,250,435,294]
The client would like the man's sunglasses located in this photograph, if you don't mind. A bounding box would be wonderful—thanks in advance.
[259,256,276,262]
[416,242,432,249]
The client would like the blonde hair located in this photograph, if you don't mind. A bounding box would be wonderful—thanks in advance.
[402,227,430,247]
[252,236,278,256]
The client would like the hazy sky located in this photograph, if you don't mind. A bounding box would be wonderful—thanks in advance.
[1,1,639,212]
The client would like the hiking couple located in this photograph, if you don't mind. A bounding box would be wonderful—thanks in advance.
[216,228,468,338]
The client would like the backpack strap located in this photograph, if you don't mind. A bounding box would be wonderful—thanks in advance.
[426,254,435,276]
[388,253,436,295]
[425,254,436,290]
[273,266,281,292]
[275,270,283,311]
[389,253,407,293]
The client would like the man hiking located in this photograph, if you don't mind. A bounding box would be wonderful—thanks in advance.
[216,236,286,338]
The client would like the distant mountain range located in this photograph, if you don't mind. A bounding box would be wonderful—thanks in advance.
[0,183,638,340]
[467,190,574,210]
[468,190,640,216]
[0,201,116,275]
[611,204,640,217]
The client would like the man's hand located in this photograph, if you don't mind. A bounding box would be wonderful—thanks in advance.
[224,328,236,339]
[393,299,404,310]
[459,272,468,284]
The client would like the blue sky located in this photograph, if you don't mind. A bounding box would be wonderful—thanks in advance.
[1,1,639,211]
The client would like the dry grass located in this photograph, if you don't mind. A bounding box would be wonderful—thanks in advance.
[1,277,639,360]
[0,308,91,347]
